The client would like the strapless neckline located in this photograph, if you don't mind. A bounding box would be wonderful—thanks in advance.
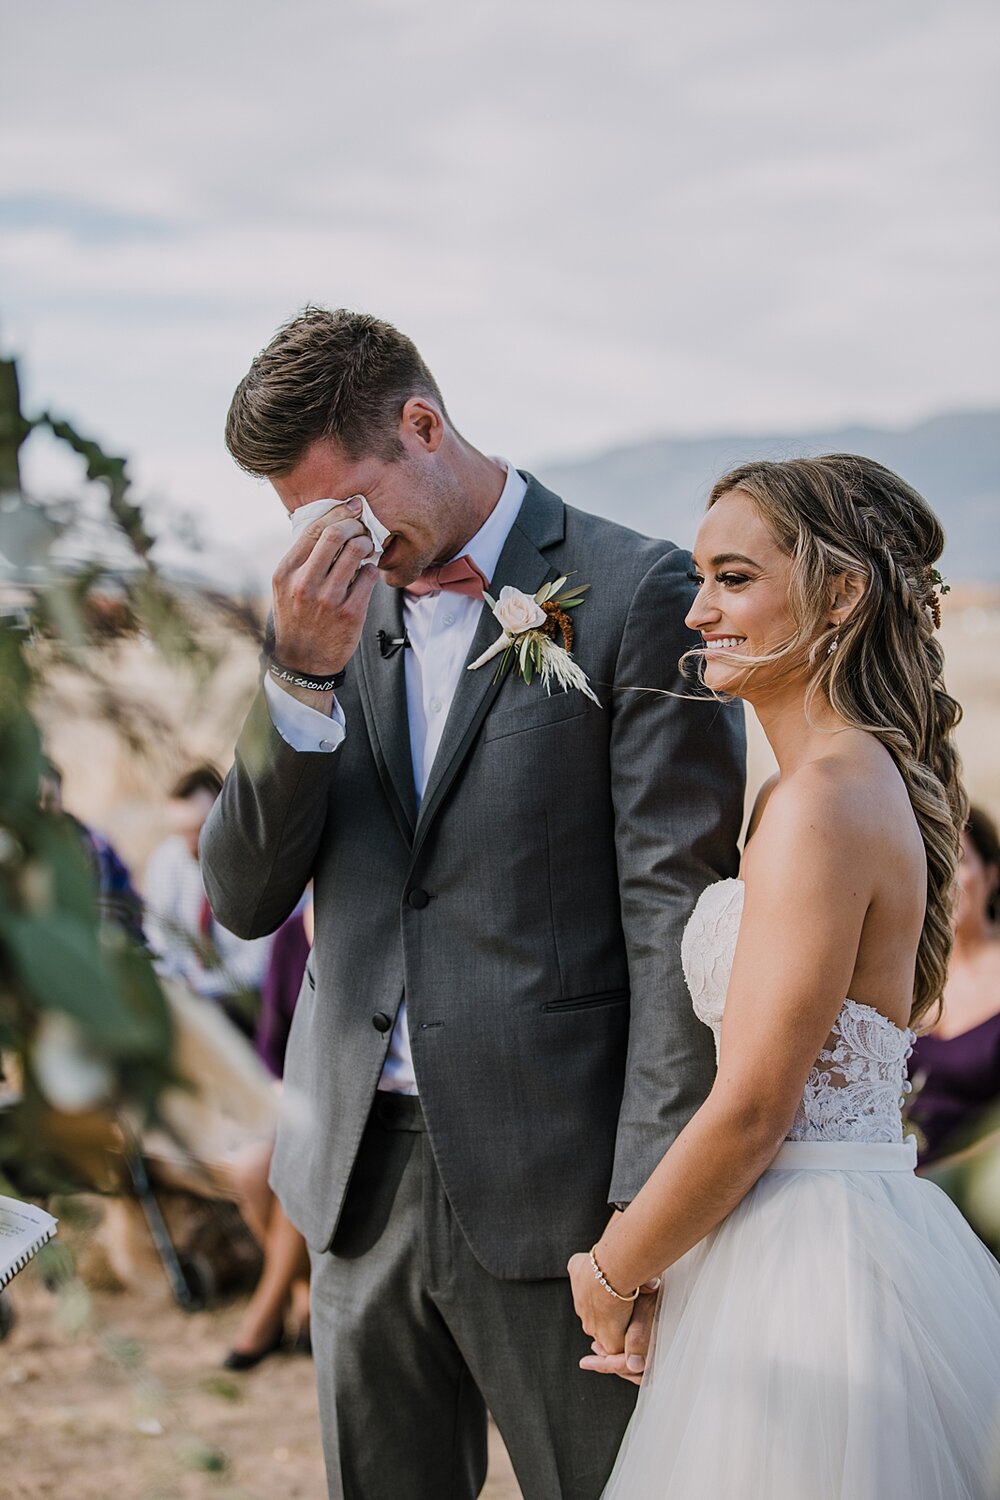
[682,878,915,1144]
[706,877,913,1040]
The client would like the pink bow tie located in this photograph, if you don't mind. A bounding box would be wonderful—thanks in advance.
[406,555,489,600]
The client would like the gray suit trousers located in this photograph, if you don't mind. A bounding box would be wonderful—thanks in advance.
[310,1094,637,1500]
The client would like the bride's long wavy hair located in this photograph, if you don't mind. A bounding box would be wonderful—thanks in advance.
[700,454,966,1028]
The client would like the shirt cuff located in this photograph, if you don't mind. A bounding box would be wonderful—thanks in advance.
[263,673,346,753]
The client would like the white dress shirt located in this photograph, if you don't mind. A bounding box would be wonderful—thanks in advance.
[143,835,272,1000]
[264,460,527,1092]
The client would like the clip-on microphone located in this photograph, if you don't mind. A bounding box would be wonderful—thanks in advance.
[377,629,411,659]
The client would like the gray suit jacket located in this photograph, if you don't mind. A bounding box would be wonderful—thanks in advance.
[201,475,745,1279]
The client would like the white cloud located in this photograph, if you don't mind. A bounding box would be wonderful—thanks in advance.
[2,0,997,554]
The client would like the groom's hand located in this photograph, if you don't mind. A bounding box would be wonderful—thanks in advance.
[271,497,380,685]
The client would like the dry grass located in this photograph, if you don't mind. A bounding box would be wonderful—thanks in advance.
[0,1267,521,1500]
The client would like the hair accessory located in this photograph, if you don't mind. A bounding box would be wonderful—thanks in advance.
[925,567,950,631]
[589,1247,640,1302]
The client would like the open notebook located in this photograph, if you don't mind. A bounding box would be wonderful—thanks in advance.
[0,1195,58,1291]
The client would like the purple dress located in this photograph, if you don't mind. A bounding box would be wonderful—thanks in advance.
[907,1010,1000,1164]
[254,912,310,1080]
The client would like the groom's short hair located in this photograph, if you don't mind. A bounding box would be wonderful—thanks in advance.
[225,306,448,475]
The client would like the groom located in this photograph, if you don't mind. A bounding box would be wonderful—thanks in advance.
[201,307,745,1499]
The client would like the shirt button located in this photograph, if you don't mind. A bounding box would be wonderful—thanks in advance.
[319,739,336,751]
[443,613,455,626]
[429,699,443,714]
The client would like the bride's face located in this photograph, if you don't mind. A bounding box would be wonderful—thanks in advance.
[686,488,799,697]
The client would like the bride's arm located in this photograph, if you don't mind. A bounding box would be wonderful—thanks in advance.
[570,769,874,1350]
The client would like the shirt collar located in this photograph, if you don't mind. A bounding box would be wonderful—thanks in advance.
[454,459,527,586]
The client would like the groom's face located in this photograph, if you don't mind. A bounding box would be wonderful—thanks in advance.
[271,407,459,588]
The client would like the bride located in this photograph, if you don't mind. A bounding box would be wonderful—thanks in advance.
[568,454,1000,1499]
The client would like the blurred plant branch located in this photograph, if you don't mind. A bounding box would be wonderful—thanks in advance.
[0,347,260,1192]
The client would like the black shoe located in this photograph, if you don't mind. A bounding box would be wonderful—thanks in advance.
[222,1329,284,1371]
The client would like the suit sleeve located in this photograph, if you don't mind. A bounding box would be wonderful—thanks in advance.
[608,545,746,1205]
[199,689,339,940]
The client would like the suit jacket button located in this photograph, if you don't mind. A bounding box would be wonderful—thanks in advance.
[407,888,430,909]
[372,1012,392,1033]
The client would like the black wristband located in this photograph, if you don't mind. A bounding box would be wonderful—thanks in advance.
[266,655,346,694]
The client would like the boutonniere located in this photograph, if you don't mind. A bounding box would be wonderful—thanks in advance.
[468,576,600,703]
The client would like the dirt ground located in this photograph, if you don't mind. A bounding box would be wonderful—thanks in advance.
[0,1271,521,1500]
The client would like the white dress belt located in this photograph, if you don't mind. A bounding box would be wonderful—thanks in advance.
[766,1137,919,1172]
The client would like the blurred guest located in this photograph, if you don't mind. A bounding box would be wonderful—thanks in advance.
[909,806,1000,1164]
[143,765,270,1036]
[255,897,311,1080]
[39,758,146,946]
[224,895,312,1368]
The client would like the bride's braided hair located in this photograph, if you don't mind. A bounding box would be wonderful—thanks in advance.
[706,455,966,1027]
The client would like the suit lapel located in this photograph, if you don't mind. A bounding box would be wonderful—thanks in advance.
[411,475,566,861]
[356,580,418,842]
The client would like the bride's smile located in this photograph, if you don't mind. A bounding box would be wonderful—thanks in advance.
[685,487,798,694]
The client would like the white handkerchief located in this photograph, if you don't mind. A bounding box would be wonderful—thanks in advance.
[289,494,391,565]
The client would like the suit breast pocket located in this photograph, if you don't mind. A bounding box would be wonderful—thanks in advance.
[482,690,593,743]
[542,988,630,1013]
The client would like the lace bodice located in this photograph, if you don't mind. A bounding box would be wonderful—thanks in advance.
[681,879,915,1144]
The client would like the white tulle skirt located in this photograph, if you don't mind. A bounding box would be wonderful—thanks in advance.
[602,1139,1000,1500]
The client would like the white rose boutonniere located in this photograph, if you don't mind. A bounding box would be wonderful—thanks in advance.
[493,588,548,635]
[468,576,600,703]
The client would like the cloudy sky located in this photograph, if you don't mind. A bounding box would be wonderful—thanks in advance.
[2,0,997,577]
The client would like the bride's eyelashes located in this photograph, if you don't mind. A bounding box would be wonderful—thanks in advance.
[687,569,754,589]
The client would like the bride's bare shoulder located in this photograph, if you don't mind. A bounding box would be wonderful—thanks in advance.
[747,742,914,880]
[745,773,779,844]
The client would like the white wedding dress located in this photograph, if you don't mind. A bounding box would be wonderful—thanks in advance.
[602,879,1000,1500]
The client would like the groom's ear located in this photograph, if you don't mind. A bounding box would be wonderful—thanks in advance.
[827,569,866,628]
[401,396,445,454]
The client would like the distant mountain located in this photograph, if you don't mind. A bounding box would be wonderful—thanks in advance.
[535,411,1000,581]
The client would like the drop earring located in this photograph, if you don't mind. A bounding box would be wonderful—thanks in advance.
[827,630,840,655]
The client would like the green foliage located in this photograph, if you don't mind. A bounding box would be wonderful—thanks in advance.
[34,411,154,557]
[0,357,32,490]
[199,1374,245,1403]
[178,1438,230,1474]
[0,346,254,1191]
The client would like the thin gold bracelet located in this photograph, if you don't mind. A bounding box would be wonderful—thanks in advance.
[589,1246,640,1302]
